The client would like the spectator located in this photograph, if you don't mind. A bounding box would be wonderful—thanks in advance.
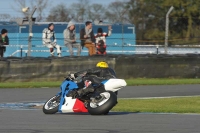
[80,21,96,56]
[63,21,81,56]
[95,26,112,55]
[0,29,9,57]
[42,23,61,57]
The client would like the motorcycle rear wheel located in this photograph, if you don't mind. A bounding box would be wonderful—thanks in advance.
[43,95,60,114]
[87,91,117,115]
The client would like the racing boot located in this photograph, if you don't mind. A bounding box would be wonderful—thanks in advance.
[91,94,105,103]
[77,84,94,97]
[57,53,61,57]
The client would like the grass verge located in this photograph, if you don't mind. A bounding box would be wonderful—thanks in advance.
[1,78,200,88]
[112,96,200,113]
[126,78,200,86]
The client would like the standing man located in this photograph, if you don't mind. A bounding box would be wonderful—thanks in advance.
[63,21,81,56]
[80,21,96,56]
[0,29,9,57]
[42,23,61,57]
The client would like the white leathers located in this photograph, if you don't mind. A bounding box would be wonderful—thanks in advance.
[95,30,112,44]
[104,79,127,91]
[42,27,61,57]
[42,28,56,44]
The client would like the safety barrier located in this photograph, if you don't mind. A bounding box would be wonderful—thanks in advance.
[1,54,200,82]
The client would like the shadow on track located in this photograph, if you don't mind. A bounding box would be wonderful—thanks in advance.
[54,111,138,116]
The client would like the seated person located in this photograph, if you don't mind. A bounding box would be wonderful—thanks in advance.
[80,21,96,56]
[0,29,9,57]
[42,23,62,57]
[95,26,112,55]
[63,21,81,56]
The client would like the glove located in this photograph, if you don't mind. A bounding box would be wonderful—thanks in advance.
[69,73,75,80]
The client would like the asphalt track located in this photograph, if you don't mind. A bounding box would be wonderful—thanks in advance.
[0,85,200,133]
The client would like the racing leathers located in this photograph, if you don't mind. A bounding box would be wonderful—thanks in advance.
[42,28,61,57]
[74,67,116,96]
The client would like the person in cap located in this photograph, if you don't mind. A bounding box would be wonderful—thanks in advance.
[63,21,81,56]
[95,25,112,55]
[0,29,9,57]
[42,23,62,57]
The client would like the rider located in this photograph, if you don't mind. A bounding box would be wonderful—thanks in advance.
[70,61,116,96]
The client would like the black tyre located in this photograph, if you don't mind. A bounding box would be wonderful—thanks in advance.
[115,91,118,95]
[43,95,60,114]
[87,91,117,115]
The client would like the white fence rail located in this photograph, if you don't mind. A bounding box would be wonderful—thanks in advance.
[2,44,200,57]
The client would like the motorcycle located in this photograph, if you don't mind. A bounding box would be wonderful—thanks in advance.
[43,74,127,115]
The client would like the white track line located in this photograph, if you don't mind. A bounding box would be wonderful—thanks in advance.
[119,95,200,100]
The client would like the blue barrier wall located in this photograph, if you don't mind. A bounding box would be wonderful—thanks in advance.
[0,23,136,57]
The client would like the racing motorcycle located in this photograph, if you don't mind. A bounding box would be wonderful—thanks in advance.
[43,73,127,115]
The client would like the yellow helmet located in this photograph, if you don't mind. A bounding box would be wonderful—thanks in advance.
[96,61,109,68]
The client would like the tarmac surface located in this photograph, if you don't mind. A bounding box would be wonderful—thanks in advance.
[0,85,200,133]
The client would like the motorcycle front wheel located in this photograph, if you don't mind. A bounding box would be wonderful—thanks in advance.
[87,91,117,115]
[43,95,60,114]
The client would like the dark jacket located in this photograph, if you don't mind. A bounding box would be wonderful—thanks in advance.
[74,67,116,88]
[0,34,9,51]
[75,67,116,79]
[80,28,95,48]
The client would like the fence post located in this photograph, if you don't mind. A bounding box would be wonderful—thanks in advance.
[20,45,23,57]
[165,6,174,54]
[27,7,37,57]
[156,45,159,55]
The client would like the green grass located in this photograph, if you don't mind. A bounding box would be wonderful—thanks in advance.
[0,78,200,88]
[126,78,200,86]
[112,97,200,113]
